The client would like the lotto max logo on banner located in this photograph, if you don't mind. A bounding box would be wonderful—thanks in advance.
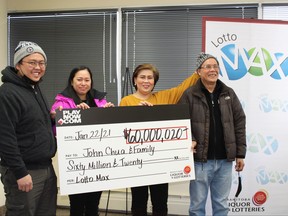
[58,110,82,125]
[255,166,288,185]
[217,44,288,80]
[247,133,278,155]
[258,94,288,113]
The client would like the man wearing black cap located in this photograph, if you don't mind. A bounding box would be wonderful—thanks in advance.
[0,41,57,216]
[178,52,246,216]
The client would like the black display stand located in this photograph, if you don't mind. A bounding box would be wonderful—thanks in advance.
[104,188,129,215]
[122,67,134,97]
[105,67,133,216]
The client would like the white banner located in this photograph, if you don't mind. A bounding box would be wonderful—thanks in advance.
[204,17,288,215]
[56,105,195,195]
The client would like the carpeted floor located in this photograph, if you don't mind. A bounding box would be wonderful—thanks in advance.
[56,206,132,216]
[0,206,132,216]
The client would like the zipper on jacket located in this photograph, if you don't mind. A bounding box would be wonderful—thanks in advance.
[210,93,217,159]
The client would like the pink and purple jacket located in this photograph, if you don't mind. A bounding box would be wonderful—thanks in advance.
[51,93,107,112]
[51,93,107,135]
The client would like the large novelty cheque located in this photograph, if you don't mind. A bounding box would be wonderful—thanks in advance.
[56,104,195,195]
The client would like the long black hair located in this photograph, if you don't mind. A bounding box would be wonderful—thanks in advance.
[67,65,94,88]
[62,66,96,106]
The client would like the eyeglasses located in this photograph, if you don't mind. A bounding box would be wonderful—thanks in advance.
[22,61,47,68]
[200,64,219,70]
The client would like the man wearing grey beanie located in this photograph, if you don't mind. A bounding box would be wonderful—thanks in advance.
[0,41,57,216]
[178,52,246,216]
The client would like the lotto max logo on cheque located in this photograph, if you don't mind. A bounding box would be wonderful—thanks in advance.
[58,110,82,125]
[215,43,288,80]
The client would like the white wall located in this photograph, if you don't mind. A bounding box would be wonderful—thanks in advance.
[0,0,7,206]
[6,0,288,12]
[0,0,7,85]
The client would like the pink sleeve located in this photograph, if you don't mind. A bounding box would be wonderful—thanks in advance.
[51,100,64,112]
[95,98,108,108]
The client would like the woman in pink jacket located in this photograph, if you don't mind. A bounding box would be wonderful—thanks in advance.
[51,65,113,216]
